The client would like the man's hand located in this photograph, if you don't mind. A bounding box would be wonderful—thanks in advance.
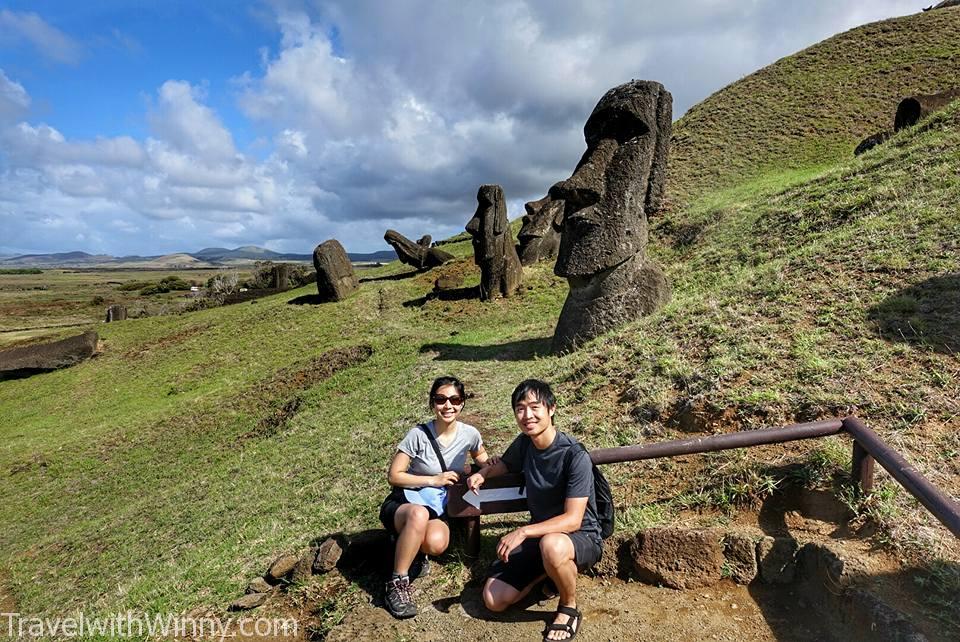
[466,471,485,494]
[431,471,460,487]
[497,528,527,562]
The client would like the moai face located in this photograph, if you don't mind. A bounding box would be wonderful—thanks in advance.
[552,80,671,278]
[518,190,565,261]
[465,184,508,263]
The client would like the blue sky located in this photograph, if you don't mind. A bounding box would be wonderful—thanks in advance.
[0,0,923,256]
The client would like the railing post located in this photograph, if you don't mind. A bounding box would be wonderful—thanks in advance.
[464,516,481,560]
[851,440,875,495]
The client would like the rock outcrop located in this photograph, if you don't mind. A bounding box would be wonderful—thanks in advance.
[551,80,673,353]
[517,190,564,266]
[465,184,523,300]
[384,230,454,270]
[312,240,359,302]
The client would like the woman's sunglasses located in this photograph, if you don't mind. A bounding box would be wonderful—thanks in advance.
[432,394,464,406]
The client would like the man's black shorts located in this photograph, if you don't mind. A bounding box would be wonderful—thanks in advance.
[487,531,602,591]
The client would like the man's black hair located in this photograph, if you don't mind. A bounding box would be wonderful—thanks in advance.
[429,376,466,406]
[511,379,556,409]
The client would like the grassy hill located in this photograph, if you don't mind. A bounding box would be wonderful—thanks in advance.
[1,7,959,637]
[669,6,960,205]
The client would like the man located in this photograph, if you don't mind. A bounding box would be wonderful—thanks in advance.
[467,379,602,641]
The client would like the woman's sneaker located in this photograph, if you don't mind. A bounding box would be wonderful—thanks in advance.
[410,554,430,580]
[384,576,417,619]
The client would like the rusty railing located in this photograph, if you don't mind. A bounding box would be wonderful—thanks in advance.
[447,416,960,557]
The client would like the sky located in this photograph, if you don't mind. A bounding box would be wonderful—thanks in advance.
[0,0,924,256]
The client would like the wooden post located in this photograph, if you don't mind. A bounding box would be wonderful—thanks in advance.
[851,440,875,495]
[464,516,481,560]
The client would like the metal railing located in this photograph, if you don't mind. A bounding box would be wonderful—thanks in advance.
[447,416,960,556]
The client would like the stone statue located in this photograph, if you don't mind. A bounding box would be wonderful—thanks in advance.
[313,240,359,301]
[517,188,564,266]
[465,184,523,300]
[550,80,673,353]
[384,230,454,270]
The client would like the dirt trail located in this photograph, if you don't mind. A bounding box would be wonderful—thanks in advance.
[326,575,834,642]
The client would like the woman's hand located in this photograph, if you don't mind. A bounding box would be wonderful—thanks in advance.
[466,471,485,494]
[431,471,460,487]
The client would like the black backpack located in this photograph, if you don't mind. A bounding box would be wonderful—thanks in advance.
[518,436,615,539]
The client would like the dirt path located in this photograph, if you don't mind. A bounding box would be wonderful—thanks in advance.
[326,575,835,642]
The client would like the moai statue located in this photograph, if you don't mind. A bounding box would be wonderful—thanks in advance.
[517,188,565,266]
[550,80,673,353]
[104,304,127,322]
[465,184,523,300]
[416,235,432,247]
[271,264,291,290]
[312,240,359,302]
[383,230,454,270]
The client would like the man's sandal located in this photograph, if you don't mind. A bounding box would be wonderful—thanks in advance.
[542,605,582,641]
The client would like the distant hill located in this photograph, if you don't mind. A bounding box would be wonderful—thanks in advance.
[0,246,396,267]
[668,6,960,205]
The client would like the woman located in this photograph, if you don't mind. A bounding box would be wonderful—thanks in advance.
[379,376,490,619]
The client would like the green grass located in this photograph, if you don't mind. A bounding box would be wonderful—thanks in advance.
[669,7,960,204]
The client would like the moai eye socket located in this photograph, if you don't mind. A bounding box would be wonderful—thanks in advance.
[585,108,650,145]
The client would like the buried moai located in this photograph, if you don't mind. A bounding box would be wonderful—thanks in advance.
[312,239,359,302]
[517,189,565,266]
[465,184,523,300]
[383,230,454,270]
[550,80,673,353]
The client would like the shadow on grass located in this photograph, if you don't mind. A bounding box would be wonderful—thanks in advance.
[868,273,960,354]
[360,269,421,283]
[286,294,327,305]
[420,336,552,362]
[403,286,481,307]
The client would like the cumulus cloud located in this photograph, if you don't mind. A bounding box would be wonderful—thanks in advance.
[0,9,83,65]
[0,1,924,255]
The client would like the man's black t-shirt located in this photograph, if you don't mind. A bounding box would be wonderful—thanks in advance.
[501,431,601,543]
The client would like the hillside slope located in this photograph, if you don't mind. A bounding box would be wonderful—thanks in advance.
[669,6,960,204]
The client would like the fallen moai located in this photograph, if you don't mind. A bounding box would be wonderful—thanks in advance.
[0,331,99,380]
[383,230,454,270]
[854,131,892,156]
[550,79,673,353]
[465,184,523,300]
[312,240,359,302]
[894,88,960,131]
[517,189,564,266]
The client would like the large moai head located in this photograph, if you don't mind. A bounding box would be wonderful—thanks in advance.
[551,80,672,278]
[517,188,565,266]
[465,184,523,299]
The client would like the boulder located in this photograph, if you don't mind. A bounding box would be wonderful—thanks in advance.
[722,532,758,584]
[291,548,316,584]
[313,240,359,302]
[313,537,344,574]
[631,527,723,589]
[434,274,464,291]
[552,80,673,353]
[266,554,299,582]
[245,577,273,594]
[757,536,799,584]
[0,331,99,380]
[854,131,892,156]
[465,184,523,300]
[384,230,454,270]
[229,593,267,611]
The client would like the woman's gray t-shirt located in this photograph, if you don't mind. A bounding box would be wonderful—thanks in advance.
[397,421,482,477]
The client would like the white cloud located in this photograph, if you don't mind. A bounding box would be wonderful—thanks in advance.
[0,10,83,65]
[0,1,925,256]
